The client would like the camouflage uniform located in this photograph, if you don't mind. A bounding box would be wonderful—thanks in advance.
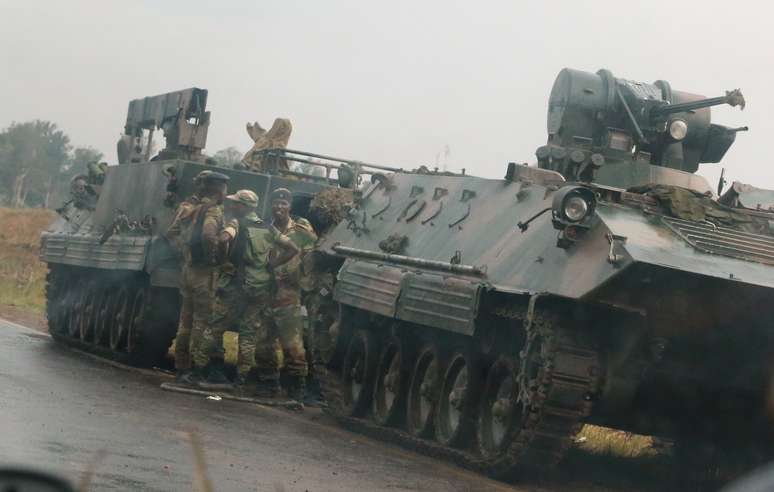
[269,215,317,380]
[204,211,275,377]
[201,189,299,395]
[302,257,337,375]
[165,172,229,380]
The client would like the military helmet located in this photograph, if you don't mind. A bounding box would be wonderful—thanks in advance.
[226,189,259,208]
[270,187,292,203]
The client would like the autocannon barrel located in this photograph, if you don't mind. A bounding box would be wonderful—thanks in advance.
[650,89,746,118]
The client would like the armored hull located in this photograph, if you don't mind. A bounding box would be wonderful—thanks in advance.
[313,164,774,477]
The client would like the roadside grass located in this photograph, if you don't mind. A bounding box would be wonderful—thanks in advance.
[0,208,55,313]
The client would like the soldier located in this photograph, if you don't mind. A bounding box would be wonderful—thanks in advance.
[300,251,337,405]
[197,189,299,391]
[267,187,317,400]
[165,171,231,385]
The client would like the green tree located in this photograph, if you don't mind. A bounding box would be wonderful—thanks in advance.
[0,121,71,208]
[212,146,243,168]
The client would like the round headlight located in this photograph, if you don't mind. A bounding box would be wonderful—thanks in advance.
[668,119,688,141]
[564,195,589,222]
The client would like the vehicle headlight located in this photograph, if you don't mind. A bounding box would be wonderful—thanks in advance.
[668,119,688,141]
[564,196,589,222]
[552,186,596,224]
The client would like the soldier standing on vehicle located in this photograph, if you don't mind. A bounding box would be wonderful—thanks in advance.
[165,171,231,385]
[267,187,317,400]
[197,189,299,392]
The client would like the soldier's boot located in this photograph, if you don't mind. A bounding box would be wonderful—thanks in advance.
[176,367,203,386]
[199,358,233,391]
[234,369,259,397]
[287,375,306,403]
[303,376,324,407]
[254,376,282,400]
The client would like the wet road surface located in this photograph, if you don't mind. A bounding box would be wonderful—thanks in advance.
[0,319,521,491]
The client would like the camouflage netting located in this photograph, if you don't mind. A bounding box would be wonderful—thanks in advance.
[629,184,773,235]
[309,187,355,234]
[378,233,409,254]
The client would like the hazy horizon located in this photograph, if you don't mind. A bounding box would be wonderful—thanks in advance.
[2,0,772,189]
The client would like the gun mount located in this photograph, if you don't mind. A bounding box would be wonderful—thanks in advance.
[537,68,747,188]
[116,88,210,164]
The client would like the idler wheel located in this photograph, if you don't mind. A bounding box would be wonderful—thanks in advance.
[109,287,131,351]
[372,335,406,426]
[478,356,521,459]
[51,289,72,336]
[341,330,377,417]
[435,351,475,447]
[407,344,442,437]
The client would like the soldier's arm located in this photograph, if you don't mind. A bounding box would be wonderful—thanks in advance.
[165,206,187,240]
[202,207,226,261]
[219,217,239,243]
[165,204,192,252]
[268,231,300,270]
[295,221,318,255]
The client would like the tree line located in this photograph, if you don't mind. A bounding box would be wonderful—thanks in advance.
[0,121,324,209]
[0,120,102,209]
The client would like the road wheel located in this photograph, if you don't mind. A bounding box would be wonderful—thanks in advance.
[478,356,521,461]
[79,289,98,343]
[109,287,131,351]
[68,289,85,338]
[372,335,407,426]
[435,350,476,447]
[93,291,114,347]
[126,287,147,355]
[341,330,377,417]
[407,343,442,438]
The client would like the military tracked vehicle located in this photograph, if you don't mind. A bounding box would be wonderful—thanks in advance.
[314,68,773,477]
[41,88,397,365]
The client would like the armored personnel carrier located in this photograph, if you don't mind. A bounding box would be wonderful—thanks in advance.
[41,88,396,365]
[314,68,771,477]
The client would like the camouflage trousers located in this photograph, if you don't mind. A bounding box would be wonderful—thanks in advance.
[175,265,217,371]
[302,290,336,379]
[197,280,271,375]
[256,304,308,380]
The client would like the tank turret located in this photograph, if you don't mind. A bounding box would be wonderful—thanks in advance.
[536,68,747,188]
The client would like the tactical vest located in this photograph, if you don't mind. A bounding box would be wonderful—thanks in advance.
[234,215,274,293]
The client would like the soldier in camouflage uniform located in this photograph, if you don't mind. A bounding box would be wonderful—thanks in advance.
[266,187,317,400]
[198,189,299,392]
[165,171,231,385]
[301,251,337,404]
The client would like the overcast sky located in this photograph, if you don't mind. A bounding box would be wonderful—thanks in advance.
[2,0,772,188]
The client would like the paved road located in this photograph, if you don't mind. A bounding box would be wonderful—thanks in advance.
[0,319,521,491]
